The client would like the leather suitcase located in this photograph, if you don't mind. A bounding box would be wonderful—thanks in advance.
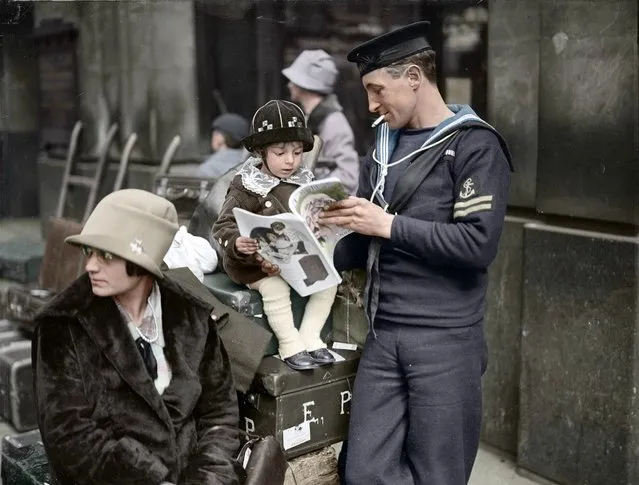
[0,318,19,333]
[38,217,84,293]
[154,174,217,227]
[0,329,29,348]
[0,239,45,284]
[0,341,37,432]
[0,287,7,319]
[202,272,332,356]
[240,349,360,459]
[6,288,55,334]
[1,430,50,485]
[6,217,83,333]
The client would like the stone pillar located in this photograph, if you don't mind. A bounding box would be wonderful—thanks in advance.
[535,0,637,224]
[34,0,200,162]
[0,6,40,218]
[255,0,285,105]
[487,0,540,209]
[482,0,541,455]
[481,216,537,455]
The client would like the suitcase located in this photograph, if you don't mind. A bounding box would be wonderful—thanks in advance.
[6,217,83,333]
[37,217,84,294]
[0,329,29,348]
[202,272,332,356]
[154,174,217,227]
[1,430,50,485]
[240,349,360,459]
[0,341,38,432]
[0,239,45,284]
[6,287,55,334]
[0,318,20,333]
[0,287,8,319]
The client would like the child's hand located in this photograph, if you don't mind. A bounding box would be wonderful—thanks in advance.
[236,237,259,255]
[256,254,281,277]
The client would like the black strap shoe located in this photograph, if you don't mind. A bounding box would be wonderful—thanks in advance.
[308,348,335,365]
[284,351,319,371]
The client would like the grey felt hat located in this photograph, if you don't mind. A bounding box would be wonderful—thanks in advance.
[282,50,338,94]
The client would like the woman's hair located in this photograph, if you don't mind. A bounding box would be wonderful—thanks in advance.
[125,260,152,277]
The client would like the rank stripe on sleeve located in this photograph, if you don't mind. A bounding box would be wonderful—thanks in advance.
[453,195,494,218]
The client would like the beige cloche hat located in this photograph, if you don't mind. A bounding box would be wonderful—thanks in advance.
[65,189,179,278]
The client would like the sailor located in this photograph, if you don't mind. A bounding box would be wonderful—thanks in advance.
[320,21,513,485]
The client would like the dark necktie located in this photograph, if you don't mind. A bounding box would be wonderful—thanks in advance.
[135,337,158,380]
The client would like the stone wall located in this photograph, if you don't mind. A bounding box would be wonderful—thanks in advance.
[483,1,639,483]
[519,225,638,484]
[34,1,200,162]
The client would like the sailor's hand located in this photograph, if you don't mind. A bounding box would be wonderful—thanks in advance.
[235,237,259,255]
[255,254,281,277]
[320,197,394,239]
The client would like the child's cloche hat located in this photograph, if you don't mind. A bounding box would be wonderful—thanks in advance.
[243,99,314,153]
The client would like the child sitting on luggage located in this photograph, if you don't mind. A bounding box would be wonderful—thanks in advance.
[212,99,337,371]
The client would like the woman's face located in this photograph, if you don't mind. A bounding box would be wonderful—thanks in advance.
[82,246,145,297]
[262,142,304,179]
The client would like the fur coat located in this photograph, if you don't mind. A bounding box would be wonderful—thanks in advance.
[32,273,242,485]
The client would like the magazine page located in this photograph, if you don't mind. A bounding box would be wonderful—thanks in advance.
[232,208,342,297]
[288,177,353,257]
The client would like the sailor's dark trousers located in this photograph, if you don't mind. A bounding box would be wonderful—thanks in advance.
[342,320,487,485]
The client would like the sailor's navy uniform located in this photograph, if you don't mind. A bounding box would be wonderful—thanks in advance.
[336,104,513,485]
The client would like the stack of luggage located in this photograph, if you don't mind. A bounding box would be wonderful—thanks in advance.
[1,429,49,485]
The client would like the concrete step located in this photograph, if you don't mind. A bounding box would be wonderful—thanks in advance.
[471,445,555,485]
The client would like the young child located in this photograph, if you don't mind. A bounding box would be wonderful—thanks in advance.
[212,99,337,371]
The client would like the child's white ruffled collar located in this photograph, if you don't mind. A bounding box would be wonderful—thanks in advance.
[237,156,313,197]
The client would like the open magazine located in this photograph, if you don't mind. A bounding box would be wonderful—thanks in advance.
[233,177,352,297]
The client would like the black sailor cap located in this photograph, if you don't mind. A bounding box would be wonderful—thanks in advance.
[347,21,433,77]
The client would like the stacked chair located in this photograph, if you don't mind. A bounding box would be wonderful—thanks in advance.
[2,123,136,441]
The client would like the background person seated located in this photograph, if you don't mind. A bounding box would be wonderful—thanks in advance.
[197,113,250,179]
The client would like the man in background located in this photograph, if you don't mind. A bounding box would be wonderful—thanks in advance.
[197,113,249,179]
[282,49,360,194]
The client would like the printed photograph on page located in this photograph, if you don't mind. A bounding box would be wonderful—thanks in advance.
[232,209,342,297]
[288,178,353,255]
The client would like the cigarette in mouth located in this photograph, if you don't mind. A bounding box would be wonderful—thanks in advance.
[371,114,385,128]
